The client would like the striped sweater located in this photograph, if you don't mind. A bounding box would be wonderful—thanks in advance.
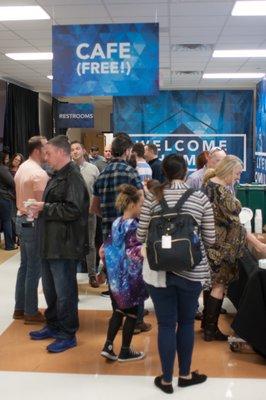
[137,180,215,287]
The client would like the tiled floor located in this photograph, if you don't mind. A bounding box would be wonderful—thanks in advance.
[0,251,265,400]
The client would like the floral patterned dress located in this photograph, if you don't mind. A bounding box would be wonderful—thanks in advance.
[104,217,148,309]
[203,181,246,288]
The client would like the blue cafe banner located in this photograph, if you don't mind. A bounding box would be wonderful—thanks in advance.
[57,103,94,128]
[255,79,266,184]
[52,23,159,97]
[113,90,254,182]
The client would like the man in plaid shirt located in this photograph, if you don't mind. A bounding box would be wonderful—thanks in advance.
[91,134,142,241]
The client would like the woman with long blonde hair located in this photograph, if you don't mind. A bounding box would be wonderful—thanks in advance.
[202,155,264,342]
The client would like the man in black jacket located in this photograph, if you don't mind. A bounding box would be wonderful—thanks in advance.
[28,135,89,353]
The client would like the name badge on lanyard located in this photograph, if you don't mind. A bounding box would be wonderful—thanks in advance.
[162,235,172,249]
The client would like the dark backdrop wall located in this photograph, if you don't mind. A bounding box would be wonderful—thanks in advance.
[113,90,254,183]
[3,83,39,156]
[0,80,7,151]
[39,94,53,138]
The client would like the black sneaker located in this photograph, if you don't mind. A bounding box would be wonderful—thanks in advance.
[101,342,118,361]
[118,347,145,362]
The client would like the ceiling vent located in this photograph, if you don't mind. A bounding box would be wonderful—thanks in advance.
[171,44,213,52]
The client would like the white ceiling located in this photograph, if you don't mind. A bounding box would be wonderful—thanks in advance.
[0,0,266,94]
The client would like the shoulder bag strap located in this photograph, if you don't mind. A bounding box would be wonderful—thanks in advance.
[158,197,171,213]
[174,188,195,213]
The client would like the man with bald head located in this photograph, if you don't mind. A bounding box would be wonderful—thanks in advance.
[186,147,226,190]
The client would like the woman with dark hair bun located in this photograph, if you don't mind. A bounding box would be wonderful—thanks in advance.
[137,154,215,394]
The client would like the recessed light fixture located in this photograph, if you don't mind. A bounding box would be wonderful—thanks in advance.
[213,50,266,58]
[203,73,265,79]
[5,53,53,60]
[0,6,50,21]
[47,75,53,80]
[232,1,266,16]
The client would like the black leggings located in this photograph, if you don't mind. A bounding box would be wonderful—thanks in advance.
[106,302,138,349]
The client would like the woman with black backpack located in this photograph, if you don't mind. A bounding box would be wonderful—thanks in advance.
[137,154,215,394]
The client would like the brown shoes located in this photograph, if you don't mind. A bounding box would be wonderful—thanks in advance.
[89,275,99,288]
[13,309,24,319]
[134,321,152,334]
[24,311,45,325]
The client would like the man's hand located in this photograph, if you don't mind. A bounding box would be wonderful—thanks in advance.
[29,202,45,218]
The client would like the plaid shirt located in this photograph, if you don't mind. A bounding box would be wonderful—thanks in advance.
[93,159,142,240]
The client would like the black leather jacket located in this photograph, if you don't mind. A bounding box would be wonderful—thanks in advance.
[41,161,89,259]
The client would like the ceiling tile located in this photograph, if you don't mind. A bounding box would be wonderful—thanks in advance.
[44,5,109,19]
[106,3,168,18]
[170,2,233,16]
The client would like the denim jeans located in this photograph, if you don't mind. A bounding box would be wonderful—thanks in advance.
[15,216,42,315]
[148,273,202,382]
[0,198,15,250]
[42,259,79,340]
[85,213,97,277]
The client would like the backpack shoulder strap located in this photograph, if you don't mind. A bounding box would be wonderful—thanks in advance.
[158,197,171,213]
[174,188,196,213]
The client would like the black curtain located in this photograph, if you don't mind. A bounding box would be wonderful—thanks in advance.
[3,83,39,156]
[52,97,67,137]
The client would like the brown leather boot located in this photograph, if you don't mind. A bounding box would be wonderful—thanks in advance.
[24,311,45,325]
[13,310,24,319]
[89,275,99,288]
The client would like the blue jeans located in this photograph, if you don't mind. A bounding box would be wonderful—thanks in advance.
[148,273,202,382]
[15,216,42,315]
[0,198,15,250]
[42,259,79,340]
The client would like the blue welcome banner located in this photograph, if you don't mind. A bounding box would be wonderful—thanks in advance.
[255,79,266,183]
[57,103,94,128]
[52,23,159,97]
[113,90,253,183]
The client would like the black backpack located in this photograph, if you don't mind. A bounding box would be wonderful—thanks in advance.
[146,189,202,273]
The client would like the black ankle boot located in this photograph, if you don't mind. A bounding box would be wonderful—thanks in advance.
[203,295,228,342]
[200,290,210,330]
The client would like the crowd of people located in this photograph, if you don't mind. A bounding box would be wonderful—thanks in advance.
[0,133,265,393]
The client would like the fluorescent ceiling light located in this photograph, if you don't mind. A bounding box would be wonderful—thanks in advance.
[232,1,266,16]
[0,6,50,21]
[47,75,53,80]
[203,73,265,79]
[6,52,53,60]
[213,49,266,58]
